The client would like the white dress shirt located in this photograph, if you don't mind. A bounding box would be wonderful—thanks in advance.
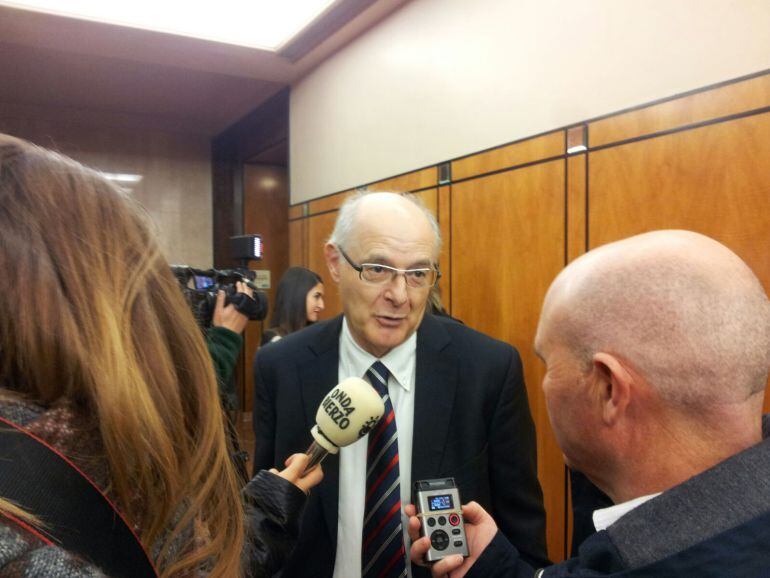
[333,319,416,578]
[592,492,661,531]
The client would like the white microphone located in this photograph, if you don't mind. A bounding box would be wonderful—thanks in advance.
[304,377,385,473]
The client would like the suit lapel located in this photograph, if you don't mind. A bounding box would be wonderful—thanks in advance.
[411,315,458,483]
[298,315,343,547]
[299,317,342,430]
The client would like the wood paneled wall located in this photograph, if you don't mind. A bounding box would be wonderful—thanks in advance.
[284,69,770,562]
[242,164,289,411]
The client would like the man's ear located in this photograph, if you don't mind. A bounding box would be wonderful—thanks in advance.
[325,243,341,283]
[592,352,634,426]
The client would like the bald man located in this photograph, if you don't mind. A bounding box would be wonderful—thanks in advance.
[253,192,547,578]
[410,230,770,577]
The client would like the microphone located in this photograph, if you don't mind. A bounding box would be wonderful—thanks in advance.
[304,377,385,473]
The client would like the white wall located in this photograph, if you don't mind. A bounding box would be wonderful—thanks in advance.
[290,0,770,203]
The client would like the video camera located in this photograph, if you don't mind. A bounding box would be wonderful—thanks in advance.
[172,235,269,328]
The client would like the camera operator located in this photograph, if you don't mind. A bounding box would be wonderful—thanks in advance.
[208,280,254,411]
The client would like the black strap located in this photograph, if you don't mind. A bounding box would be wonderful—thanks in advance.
[0,417,157,577]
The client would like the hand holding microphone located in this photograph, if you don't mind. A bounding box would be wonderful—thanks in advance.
[303,377,385,474]
[270,453,324,494]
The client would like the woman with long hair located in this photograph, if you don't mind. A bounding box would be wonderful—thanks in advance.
[0,134,320,577]
[261,267,325,345]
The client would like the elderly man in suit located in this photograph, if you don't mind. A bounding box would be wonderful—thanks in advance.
[410,230,770,577]
[252,192,548,578]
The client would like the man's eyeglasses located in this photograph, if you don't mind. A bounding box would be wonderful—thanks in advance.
[338,246,440,288]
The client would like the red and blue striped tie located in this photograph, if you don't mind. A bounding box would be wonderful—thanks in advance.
[362,361,407,578]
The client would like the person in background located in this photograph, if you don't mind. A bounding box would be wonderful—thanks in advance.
[208,281,255,409]
[207,282,259,482]
[261,267,325,346]
[409,230,770,577]
[0,134,321,578]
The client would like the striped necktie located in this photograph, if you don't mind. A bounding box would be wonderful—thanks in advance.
[362,361,407,578]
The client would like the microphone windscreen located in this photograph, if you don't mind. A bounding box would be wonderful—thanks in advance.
[312,377,385,452]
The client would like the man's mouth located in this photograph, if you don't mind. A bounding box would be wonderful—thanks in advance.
[375,314,406,327]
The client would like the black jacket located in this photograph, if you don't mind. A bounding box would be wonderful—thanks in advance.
[467,418,770,578]
[244,471,309,578]
[252,314,548,577]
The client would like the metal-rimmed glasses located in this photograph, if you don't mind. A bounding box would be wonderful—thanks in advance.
[338,246,440,288]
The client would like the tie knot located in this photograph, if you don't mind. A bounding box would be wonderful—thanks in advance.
[366,361,390,396]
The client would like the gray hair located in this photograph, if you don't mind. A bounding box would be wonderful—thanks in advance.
[551,231,770,409]
[328,191,442,259]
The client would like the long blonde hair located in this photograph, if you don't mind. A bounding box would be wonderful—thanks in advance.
[0,134,244,576]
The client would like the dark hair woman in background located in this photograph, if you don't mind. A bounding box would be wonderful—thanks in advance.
[261,267,325,346]
[0,135,321,577]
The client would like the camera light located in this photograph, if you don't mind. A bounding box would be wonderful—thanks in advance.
[230,234,263,262]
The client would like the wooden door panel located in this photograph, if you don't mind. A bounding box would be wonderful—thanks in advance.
[307,211,342,320]
[589,74,770,148]
[589,112,770,411]
[289,219,307,267]
[243,165,289,411]
[451,159,567,561]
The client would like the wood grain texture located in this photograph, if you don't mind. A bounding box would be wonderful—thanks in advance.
[307,211,342,320]
[412,188,438,216]
[589,111,770,412]
[567,155,587,263]
[367,166,438,192]
[438,185,451,312]
[451,160,567,561]
[589,73,770,147]
[452,131,564,182]
[288,204,305,219]
[289,218,307,267]
[411,187,449,309]
[308,190,350,215]
[243,164,289,412]
[564,153,586,557]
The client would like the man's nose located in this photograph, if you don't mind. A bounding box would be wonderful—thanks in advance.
[384,273,408,305]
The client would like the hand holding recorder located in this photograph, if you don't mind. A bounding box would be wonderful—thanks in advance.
[408,498,499,578]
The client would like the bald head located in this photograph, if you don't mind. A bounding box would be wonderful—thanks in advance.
[540,230,770,409]
[329,192,441,259]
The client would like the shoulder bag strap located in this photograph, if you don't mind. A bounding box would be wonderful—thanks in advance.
[0,416,158,577]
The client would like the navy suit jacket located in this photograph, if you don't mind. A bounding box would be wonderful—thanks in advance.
[252,314,548,577]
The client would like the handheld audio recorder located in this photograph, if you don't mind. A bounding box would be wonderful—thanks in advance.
[413,478,469,562]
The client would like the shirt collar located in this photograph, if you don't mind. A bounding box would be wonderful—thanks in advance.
[592,492,661,531]
[341,318,416,392]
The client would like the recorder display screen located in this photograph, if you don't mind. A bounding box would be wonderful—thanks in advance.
[428,494,454,511]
